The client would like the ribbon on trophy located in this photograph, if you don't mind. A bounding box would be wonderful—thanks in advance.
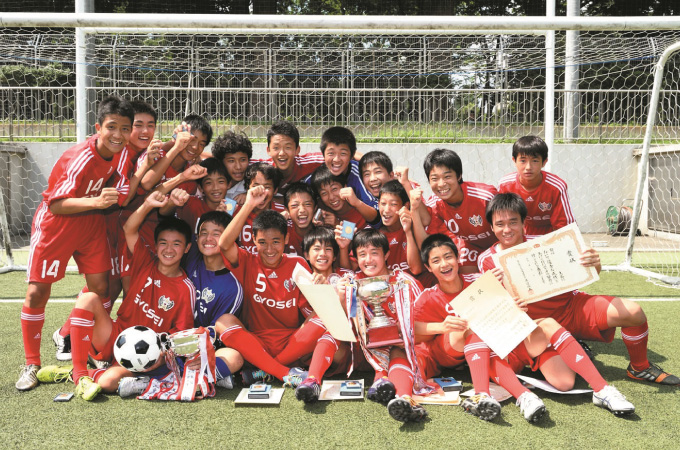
[138,327,217,401]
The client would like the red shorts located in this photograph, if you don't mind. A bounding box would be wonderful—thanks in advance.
[104,209,121,279]
[27,203,112,283]
[549,292,616,343]
[253,328,298,356]
[91,320,125,362]
[416,334,466,379]
[504,343,559,374]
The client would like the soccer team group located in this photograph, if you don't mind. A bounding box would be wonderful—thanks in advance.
[16,95,679,424]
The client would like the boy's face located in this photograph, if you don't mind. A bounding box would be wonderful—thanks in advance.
[197,221,224,257]
[428,164,462,204]
[223,151,249,183]
[254,228,288,269]
[94,114,132,159]
[513,153,546,186]
[250,172,277,211]
[324,143,352,176]
[155,230,190,267]
[425,245,459,283]
[181,129,208,162]
[267,134,300,173]
[287,192,315,230]
[356,244,389,277]
[378,192,404,228]
[490,210,525,248]
[129,113,156,153]
[317,181,346,212]
[305,240,336,274]
[362,162,393,198]
[201,172,229,208]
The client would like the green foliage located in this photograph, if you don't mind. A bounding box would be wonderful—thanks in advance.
[0,64,74,87]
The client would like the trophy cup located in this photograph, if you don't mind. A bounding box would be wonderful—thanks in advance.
[160,327,214,358]
[355,275,404,349]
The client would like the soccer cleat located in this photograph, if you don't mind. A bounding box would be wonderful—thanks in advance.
[216,375,234,390]
[118,376,150,398]
[387,395,428,423]
[15,364,40,391]
[593,385,635,416]
[295,376,321,403]
[283,367,309,388]
[75,376,102,401]
[241,369,272,386]
[516,391,546,423]
[52,328,72,361]
[37,365,73,384]
[627,362,680,386]
[578,339,595,361]
[461,393,502,421]
[87,355,111,371]
[366,376,396,405]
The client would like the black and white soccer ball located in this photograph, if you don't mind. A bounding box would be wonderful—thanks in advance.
[113,326,162,372]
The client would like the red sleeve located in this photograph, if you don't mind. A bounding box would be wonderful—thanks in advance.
[48,154,93,204]
[170,278,196,333]
[222,245,249,281]
[131,234,156,274]
[477,248,497,273]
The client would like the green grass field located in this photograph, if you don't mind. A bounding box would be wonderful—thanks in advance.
[1,271,679,449]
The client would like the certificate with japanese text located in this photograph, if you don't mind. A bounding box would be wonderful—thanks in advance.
[491,223,599,304]
[449,271,536,359]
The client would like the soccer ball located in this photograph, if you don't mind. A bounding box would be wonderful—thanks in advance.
[113,326,163,372]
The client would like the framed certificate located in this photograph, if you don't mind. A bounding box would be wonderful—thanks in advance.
[492,223,599,303]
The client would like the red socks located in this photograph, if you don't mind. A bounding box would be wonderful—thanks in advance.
[490,353,531,400]
[551,327,607,392]
[21,306,45,366]
[219,325,289,380]
[70,308,95,383]
[464,334,491,395]
[307,334,338,380]
[621,323,650,371]
[274,317,326,365]
[388,356,414,397]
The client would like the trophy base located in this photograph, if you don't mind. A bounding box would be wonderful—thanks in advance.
[366,325,403,349]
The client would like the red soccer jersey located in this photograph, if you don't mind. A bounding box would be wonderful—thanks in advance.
[252,152,324,191]
[115,238,195,333]
[223,246,313,333]
[354,270,423,322]
[236,202,287,254]
[176,197,212,234]
[335,205,368,231]
[425,181,498,265]
[477,241,572,319]
[414,275,480,324]
[286,220,305,256]
[381,228,411,273]
[498,171,575,236]
[137,148,198,195]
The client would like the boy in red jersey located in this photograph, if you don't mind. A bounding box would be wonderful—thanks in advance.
[215,185,339,400]
[478,192,679,387]
[16,96,134,391]
[38,191,196,400]
[498,135,575,236]
[414,149,498,273]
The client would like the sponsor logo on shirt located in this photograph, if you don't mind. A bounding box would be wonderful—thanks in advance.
[390,238,398,245]
[201,287,215,304]
[455,213,462,219]
[158,295,175,311]
[154,279,161,288]
[268,271,278,279]
[538,202,552,211]
[526,196,534,202]
[468,214,484,227]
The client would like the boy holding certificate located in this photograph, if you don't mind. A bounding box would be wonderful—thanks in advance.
[479,193,679,387]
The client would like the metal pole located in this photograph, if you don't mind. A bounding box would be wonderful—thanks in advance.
[564,0,580,142]
[545,0,555,165]
[75,0,95,142]
[625,41,680,266]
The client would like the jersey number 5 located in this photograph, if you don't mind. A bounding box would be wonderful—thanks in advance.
[255,273,266,293]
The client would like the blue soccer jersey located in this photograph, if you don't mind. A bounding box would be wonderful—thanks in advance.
[184,245,244,328]
[304,160,378,209]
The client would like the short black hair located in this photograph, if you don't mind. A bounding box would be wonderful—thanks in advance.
[244,162,283,190]
[211,131,253,160]
[423,148,464,182]
[420,233,459,266]
[379,179,409,205]
[284,182,316,210]
[359,151,393,175]
[183,114,213,145]
[352,228,389,256]
[155,217,192,245]
[302,226,339,258]
[320,126,356,157]
[310,164,348,194]
[130,100,157,123]
[198,157,229,185]
[252,210,288,238]
[97,96,134,126]
[267,121,300,147]
[512,135,549,162]
[485,192,528,225]
[197,210,232,235]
